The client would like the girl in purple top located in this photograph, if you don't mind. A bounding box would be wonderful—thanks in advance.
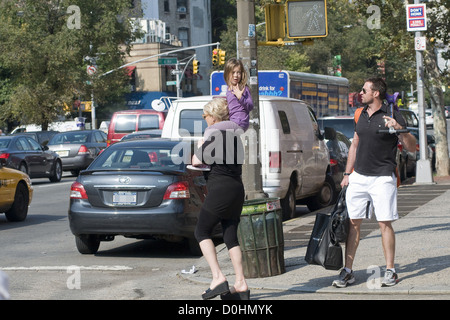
[224,58,254,131]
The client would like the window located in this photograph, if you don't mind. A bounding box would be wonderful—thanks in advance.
[178,27,189,47]
[138,115,160,131]
[278,111,291,134]
[164,0,170,12]
[177,0,188,13]
[115,115,137,133]
[26,137,42,151]
[179,110,206,136]
[15,138,29,151]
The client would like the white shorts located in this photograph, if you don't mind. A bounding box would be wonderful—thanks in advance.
[346,171,398,221]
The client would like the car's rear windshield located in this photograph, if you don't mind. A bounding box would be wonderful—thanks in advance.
[49,132,89,144]
[89,146,187,171]
[179,110,207,137]
[318,118,355,140]
[0,139,11,148]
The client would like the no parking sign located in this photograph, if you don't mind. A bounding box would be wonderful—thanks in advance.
[86,65,97,76]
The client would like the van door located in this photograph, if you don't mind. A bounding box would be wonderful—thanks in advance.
[292,103,326,195]
[269,100,303,197]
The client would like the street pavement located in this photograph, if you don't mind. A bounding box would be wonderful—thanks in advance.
[181,177,450,298]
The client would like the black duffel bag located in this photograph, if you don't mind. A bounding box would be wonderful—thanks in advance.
[305,212,343,271]
[330,186,349,243]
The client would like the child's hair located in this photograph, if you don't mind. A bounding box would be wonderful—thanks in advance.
[223,58,248,87]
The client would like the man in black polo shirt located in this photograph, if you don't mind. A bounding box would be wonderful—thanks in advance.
[332,77,416,288]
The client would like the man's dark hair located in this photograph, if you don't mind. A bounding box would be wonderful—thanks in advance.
[365,77,387,100]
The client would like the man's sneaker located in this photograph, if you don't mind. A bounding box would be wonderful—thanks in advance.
[332,269,355,288]
[381,269,399,287]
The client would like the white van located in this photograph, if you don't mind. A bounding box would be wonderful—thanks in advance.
[161,95,334,219]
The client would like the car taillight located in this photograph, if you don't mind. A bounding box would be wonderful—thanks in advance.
[70,181,88,199]
[0,153,10,159]
[416,144,420,152]
[78,145,89,155]
[330,159,338,166]
[163,181,190,200]
[269,151,281,173]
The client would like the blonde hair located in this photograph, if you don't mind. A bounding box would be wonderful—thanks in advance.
[223,58,248,87]
[203,98,229,121]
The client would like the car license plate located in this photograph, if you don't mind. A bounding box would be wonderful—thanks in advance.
[113,191,137,205]
[56,150,69,157]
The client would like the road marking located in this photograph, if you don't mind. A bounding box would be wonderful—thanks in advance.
[0,265,132,271]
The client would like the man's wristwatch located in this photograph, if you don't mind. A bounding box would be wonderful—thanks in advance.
[343,173,351,176]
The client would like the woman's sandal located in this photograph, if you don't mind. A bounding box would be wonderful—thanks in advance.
[220,289,250,300]
[201,281,230,300]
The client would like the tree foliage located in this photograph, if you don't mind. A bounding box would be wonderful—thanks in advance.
[0,0,141,129]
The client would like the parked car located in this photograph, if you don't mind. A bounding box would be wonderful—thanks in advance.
[425,109,433,128]
[410,129,436,171]
[120,129,162,141]
[317,116,355,140]
[162,95,334,220]
[107,110,167,146]
[47,130,107,175]
[13,131,59,146]
[0,158,33,221]
[323,127,350,195]
[68,139,212,255]
[399,108,419,129]
[318,112,415,182]
[0,135,62,182]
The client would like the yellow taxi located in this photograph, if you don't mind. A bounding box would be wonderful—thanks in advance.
[0,158,33,221]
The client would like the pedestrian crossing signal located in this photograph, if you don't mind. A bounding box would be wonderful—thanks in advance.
[286,0,328,39]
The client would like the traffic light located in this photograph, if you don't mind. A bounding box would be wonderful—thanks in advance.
[212,49,219,66]
[219,49,226,66]
[333,55,341,77]
[193,59,199,74]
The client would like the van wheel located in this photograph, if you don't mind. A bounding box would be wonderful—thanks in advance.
[306,175,336,211]
[281,182,296,220]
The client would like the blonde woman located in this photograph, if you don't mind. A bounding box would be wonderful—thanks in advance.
[192,98,249,300]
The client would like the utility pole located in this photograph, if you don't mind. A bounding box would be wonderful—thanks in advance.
[237,0,266,199]
[408,0,433,184]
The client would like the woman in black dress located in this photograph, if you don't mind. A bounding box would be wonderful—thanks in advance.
[192,98,249,300]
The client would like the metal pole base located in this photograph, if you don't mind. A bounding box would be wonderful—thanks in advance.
[415,159,434,184]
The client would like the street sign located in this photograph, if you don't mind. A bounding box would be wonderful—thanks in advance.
[406,4,427,32]
[166,80,177,86]
[158,58,178,65]
[415,36,426,51]
[86,65,97,76]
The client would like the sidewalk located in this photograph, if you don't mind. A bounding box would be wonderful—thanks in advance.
[182,177,450,296]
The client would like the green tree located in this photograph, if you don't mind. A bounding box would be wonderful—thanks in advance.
[0,0,141,129]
